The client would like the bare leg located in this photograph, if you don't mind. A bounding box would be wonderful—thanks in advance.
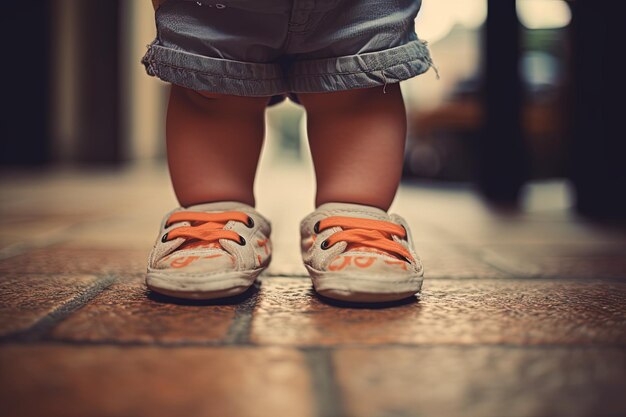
[166,85,270,207]
[297,83,407,211]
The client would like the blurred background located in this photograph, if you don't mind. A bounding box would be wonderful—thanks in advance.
[1,3,625,416]
[0,0,624,216]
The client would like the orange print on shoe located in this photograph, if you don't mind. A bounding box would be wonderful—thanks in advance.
[170,256,199,268]
[329,256,352,271]
[354,256,375,268]
[384,259,409,271]
[257,238,270,255]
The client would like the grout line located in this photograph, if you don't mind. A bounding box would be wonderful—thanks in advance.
[0,213,136,262]
[223,283,260,345]
[0,274,117,343]
[415,222,541,278]
[2,272,622,282]
[0,236,67,261]
[263,273,309,278]
[0,218,106,262]
[453,244,543,278]
[425,225,609,281]
[451,243,625,282]
[302,348,346,417]
[2,338,625,350]
[262,274,626,282]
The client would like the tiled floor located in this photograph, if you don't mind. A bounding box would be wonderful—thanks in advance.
[1,162,625,417]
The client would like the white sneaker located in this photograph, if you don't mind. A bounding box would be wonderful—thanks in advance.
[146,201,271,299]
[300,202,424,302]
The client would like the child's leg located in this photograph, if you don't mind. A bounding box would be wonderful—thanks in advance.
[166,85,270,207]
[297,83,407,211]
[146,85,273,300]
[298,83,424,302]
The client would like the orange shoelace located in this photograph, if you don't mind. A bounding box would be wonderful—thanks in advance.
[161,211,252,248]
[316,216,413,262]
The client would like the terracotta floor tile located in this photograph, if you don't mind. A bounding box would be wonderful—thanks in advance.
[418,243,506,279]
[0,246,147,274]
[0,273,100,336]
[0,345,313,417]
[251,278,626,346]
[334,347,626,417]
[52,275,240,344]
[479,244,626,279]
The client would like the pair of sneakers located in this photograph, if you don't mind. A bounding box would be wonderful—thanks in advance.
[146,201,424,302]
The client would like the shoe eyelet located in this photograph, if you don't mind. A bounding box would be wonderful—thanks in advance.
[321,239,330,250]
[161,233,169,243]
[238,235,246,246]
[313,221,321,234]
[246,216,255,228]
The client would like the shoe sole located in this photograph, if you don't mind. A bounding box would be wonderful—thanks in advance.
[146,268,265,300]
[306,265,424,303]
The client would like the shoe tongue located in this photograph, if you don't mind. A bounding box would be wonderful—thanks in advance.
[316,202,389,220]
[185,201,253,212]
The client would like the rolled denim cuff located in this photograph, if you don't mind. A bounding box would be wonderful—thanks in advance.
[141,42,287,96]
[141,37,436,96]
[288,39,436,93]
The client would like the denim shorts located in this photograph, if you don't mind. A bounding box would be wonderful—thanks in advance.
[141,0,435,105]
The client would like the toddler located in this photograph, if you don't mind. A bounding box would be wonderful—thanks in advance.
[142,0,436,302]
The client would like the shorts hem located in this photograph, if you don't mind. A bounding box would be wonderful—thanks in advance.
[141,41,287,97]
[140,38,435,97]
[288,39,436,93]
